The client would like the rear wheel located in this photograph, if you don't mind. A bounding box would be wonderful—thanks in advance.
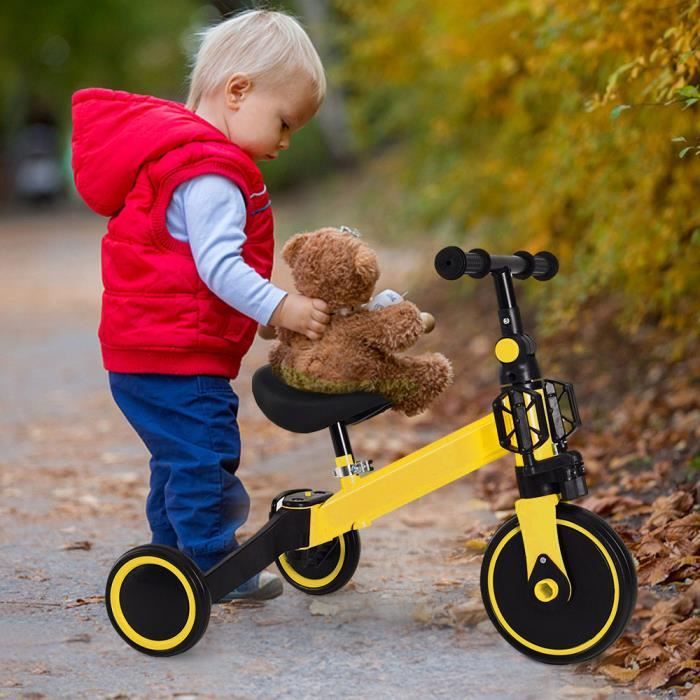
[105,544,211,656]
[480,503,637,664]
[276,530,361,595]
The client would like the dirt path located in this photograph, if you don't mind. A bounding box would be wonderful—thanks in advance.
[0,207,643,699]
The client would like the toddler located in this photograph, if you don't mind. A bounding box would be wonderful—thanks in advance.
[71,10,330,601]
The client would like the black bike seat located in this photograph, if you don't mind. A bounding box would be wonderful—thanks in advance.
[252,365,391,433]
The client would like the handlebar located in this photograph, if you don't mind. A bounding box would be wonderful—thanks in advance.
[434,247,559,281]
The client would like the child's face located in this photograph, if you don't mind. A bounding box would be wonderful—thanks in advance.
[222,73,319,162]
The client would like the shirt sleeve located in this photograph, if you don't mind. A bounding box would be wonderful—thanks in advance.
[176,174,286,326]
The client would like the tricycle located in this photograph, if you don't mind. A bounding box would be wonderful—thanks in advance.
[104,247,637,661]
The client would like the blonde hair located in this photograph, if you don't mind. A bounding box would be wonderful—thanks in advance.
[186,9,326,111]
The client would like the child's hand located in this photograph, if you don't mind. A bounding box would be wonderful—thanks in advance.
[257,324,277,340]
[269,293,330,340]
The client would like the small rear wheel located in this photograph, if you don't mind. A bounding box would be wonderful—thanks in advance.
[105,544,211,656]
[480,503,637,664]
[276,530,360,595]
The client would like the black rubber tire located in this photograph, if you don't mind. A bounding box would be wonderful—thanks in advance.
[480,503,637,664]
[276,530,361,595]
[105,544,211,656]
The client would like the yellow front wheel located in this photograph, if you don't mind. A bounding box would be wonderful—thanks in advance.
[480,503,637,664]
[105,544,211,656]
[276,530,361,595]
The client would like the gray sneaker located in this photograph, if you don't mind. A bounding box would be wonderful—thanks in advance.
[215,571,283,603]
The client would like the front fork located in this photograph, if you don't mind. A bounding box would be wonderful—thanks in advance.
[515,493,572,603]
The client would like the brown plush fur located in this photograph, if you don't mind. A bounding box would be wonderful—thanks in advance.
[269,228,453,416]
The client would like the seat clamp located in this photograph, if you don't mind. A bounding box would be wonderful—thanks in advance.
[333,459,374,478]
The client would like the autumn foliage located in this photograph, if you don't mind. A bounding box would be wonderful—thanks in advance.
[335,0,700,339]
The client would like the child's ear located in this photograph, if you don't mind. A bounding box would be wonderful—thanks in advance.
[225,73,252,109]
[282,232,312,266]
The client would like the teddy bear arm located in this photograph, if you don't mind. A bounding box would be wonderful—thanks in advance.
[351,302,424,352]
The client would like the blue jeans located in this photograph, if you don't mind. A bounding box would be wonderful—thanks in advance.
[109,372,249,572]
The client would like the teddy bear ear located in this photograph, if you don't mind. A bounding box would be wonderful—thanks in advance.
[282,232,312,266]
[355,247,380,287]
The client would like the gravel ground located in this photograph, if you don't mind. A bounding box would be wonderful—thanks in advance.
[0,207,647,699]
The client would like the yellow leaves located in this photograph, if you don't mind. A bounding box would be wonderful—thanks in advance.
[338,0,700,337]
[429,118,454,144]
[499,53,519,76]
[463,538,488,552]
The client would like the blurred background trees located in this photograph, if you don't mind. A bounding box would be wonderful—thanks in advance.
[0,0,698,339]
[335,0,700,339]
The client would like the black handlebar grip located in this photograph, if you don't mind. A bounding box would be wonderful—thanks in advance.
[465,248,491,278]
[434,246,467,280]
[532,251,559,281]
[435,246,492,279]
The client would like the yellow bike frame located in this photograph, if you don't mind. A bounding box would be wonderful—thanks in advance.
[307,414,505,546]
[299,410,571,590]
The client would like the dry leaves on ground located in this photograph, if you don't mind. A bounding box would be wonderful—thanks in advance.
[588,483,699,693]
[413,597,487,628]
[595,580,700,691]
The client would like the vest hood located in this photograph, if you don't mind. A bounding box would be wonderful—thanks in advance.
[71,88,231,217]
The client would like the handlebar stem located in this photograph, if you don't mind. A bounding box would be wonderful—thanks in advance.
[493,269,524,336]
[492,269,543,387]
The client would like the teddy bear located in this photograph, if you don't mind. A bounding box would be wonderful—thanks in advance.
[266,226,453,416]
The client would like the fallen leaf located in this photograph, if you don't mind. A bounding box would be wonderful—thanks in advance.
[598,665,640,683]
[580,494,646,518]
[634,660,687,690]
[59,541,92,551]
[638,555,699,586]
[597,636,637,666]
[309,600,339,616]
[15,569,49,582]
[464,538,488,552]
[659,617,700,647]
[635,538,668,560]
[635,641,666,666]
[399,515,437,527]
[433,578,464,590]
[446,600,487,627]
[65,595,104,608]
[413,599,485,628]
[645,491,694,529]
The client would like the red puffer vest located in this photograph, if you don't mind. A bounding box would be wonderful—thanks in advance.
[71,88,274,378]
